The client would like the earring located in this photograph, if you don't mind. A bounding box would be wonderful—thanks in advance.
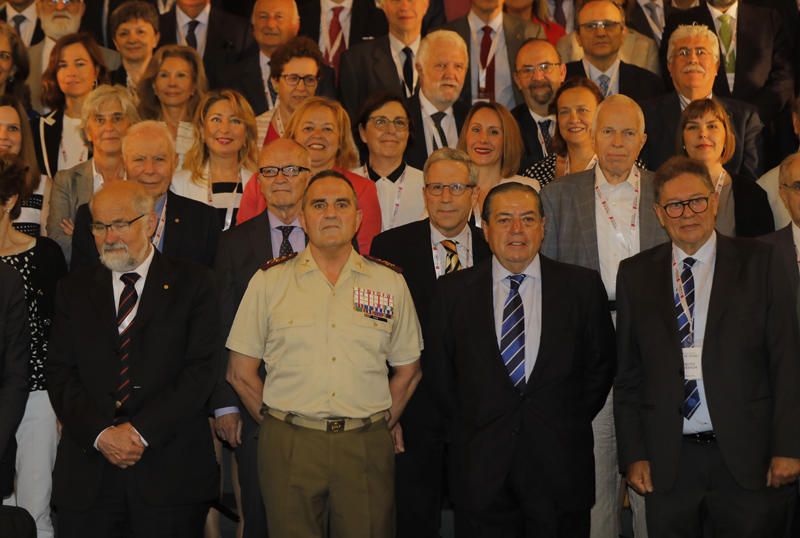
[93,79,98,89]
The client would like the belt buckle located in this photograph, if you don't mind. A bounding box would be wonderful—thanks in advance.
[326,418,346,433]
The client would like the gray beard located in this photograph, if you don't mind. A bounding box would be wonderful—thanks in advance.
[99,241,148,272]
[40,14,81,41]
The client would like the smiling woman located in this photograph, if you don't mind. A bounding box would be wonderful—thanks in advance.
[0,22,31,107]
[109,1,161,97]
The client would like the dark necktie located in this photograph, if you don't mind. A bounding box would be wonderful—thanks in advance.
[553,0,567,27]
[277,225,294,257]
[676,257,700,419]
[440,239,462,273]
[116,272,140,414]
[11,14,24,37]
[479,25,495,101]
[186,19,200,50]
[326,6,345,77]
[431,111,448,150]
[538,120,553,152]
[501,274,526,390]
[402,47,414,96]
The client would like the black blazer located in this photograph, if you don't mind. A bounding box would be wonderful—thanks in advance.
[625,1,672,45]
[71,191,221,271]
[297,0,388,49]
[729,174,774,237]
[47,252,221,510]
[0,6,44,46]
[759,223,798,293]
[158,6,255,89]
[425,256,615,511]
[0,263,30,497]
[404,93,470,170]
[660,1,795,122]
[31,110,65,179]
[511,103,547,167]
[640,92,764,181]
[565,60,665,104]
[614,235,800,491]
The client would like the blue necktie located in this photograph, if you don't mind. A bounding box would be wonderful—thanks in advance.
[501,274,526,389]
[597,74,611,96]
[676,257,700,419]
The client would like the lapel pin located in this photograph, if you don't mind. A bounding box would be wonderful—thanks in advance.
[174,218,180,223]
[163,284,169,290]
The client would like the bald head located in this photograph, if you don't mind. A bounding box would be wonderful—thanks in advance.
[513,38,565,115]
[779,153,800,226]
[122,121,178,199]
[258,138,312,218]
[593,95,647,180]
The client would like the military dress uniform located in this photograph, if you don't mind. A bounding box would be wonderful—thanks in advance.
[227,247,423,538]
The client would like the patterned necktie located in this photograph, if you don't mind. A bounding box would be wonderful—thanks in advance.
[186,19,200,50]
[597,74,611,97]
[277,225,294,257]
[326,6,345,77]
[479,25,495,101]
[501,274,527,390]
[402,47,414,96]
[676,257,700,419]
[718,14,735,74]
[644,1,663,32]
[440,239,462,274]
[538,120,553,152]
[11,14,25,37]
[431,111,448,150]
[116,272,140,413]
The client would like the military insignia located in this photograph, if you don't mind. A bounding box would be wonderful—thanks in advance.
[260,252,297,270]
[363,255,402,273]
[353,287,394,322]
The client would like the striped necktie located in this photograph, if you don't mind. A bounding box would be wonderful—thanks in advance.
[677,257,700,419]
[116,272,140,415]
[501,274,526,390]
[440,239,462,273]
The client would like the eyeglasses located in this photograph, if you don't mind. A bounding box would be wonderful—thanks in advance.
[424,183,474,196]
[368,116,409,132]
[279,74,319,87]
[259,165,310,178]
[578,20,623,31]
[42,0,83,6]
[90,214,145,236]
[660,196,710,218]
[674,47,712,59]
[780,182,800,193]
[516,62,561,77]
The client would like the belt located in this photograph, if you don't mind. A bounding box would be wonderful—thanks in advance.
[683,431,716,443]
[608,300,616,312]
[265,407,387,433]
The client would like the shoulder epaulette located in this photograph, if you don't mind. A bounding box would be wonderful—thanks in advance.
[363,254,403,273]
[260,252,297,270]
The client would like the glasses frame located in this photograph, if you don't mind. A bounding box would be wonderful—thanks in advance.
[516,62,561,77]
[578,20,623,32]
[424,183,474,197]
[367,116,410,132]
[278,74,320,88]
[258,165,311,178]
[660,196,710,219]
[90,213,146,236]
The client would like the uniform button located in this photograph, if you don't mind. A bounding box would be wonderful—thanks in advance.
[288,320,293,325]
[331,323,336,328]
[331,357,336,362]
[331,392,336,397]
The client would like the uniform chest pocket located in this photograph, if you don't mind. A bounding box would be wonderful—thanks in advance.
[268,315,315,357]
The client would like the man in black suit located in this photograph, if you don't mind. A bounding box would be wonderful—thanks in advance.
[371,147,492,538]
[760,153,800,293]
[1,0,44,46]
[426,181,616,537]
[213,138,311,538]
[641,24,763,180]
[566,0,663,103]
[625,0,671,47]
[511,38,565,167]
[47,180,220,538]
[0,263,29,499]
[405,30,470,169]
[158,0,254,88]
[615,156,800,537]
[71,121,220,270]
[338,0,428,119]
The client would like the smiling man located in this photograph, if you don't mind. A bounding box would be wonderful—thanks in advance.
[425,180,614,537]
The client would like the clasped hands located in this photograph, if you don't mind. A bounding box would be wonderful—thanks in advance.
[97,423,146,468]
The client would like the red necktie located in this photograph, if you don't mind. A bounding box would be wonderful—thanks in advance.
[326,6,346,79]
[479,25,495,101]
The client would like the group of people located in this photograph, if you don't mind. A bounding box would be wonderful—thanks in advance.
[0,0,797,536]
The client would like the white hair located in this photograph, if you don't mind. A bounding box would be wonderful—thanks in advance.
[121,120,176,159]
[667,24,720,63]
[592,94,645,135]
[416,29,467,69]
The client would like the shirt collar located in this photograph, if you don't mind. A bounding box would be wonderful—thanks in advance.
[430,219,471,245]
[111,242,155,282]
[367,161,406,183]
[529,110,555,124]
[7,2,37,20]
[673,230,717,265]
[267,208,302,230]
[322,0,354,15]
[154,191,168,214]
[419,90,450,115]
[636,0,662,8]
[594,163,637,190]
[678,91,713,110]
[491,253,541,284]
[295,246,366,276]
[176,2,211,27]
[468,10,503,33]
[259,50,271,70]
[707,1,738,21]
[388,32,420,56]
[584,57,620,80]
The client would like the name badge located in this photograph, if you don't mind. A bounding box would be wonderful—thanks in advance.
[353,287,394,322]
[682,347,702,381]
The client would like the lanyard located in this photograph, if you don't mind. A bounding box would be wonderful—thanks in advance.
[431,227,472,278]
[714,170,726,194]
[273,105,286,137]
[672,251,695,342]
[206,166,244,231]
[364,165,406,231]
[564,154,597,175]
[477,27,499,93]
[59,138,88,170]
[594,167,640,254]
[321,10,345,59]
[152,199,168,250]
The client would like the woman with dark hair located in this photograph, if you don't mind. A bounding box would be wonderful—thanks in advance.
[34,32,110,180]
[0,21,31,107]
[522,76,603,187]
[137,44,208,164]
[0,155,67,538]
[356,92,425,231]
[678,98,773,237]
[109,0,161,97]
[0,96,41,237]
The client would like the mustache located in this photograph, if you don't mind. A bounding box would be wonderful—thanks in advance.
[102,241,129,254]
[682,65,706,74]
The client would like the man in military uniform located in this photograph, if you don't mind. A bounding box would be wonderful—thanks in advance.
[226,170,423,538]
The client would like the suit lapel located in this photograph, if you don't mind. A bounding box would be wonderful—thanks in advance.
[705,235,737,335]
[131,251,170,332]
[639,171,666,250]
[249,211,273,264]
[526,256,557,391]
[159,11,179,46]
[162,191,182,256]
[374,37,404,95]
[88,264,120,350]
[650,243,681,338]
[777,225,799,291]
[245,55,268,113]
[349,0,369,45]
[576,169,600,270]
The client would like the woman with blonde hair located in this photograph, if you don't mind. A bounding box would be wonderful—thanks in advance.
[237,96,382,253]
[171,89,258,231]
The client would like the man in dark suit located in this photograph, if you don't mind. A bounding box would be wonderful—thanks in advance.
[760,152,800,293]
[0,264,29,499]
[615,156,800,537]
[566,0,663,103]
[1,0,44,46]
[443,0,544,109]
[158,0,254,88]
[338,0,428,119]
[511,38,565,167]
[641,24,763,180]
[47,180,220,538]
[625,0,671,47]
[426,181,616,537]
[405,30,470,169]
[213,138,311,538]
[371,147,492,538]
[71,121,220,271]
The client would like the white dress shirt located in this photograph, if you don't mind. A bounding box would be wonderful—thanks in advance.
[594,165,641,300]
[388,33,420,98]
[176,2,211,57]
[583,58,621,96]
[59,115,89,171]
[91,159,125,194]
[492,255,542,381]
[678,91,712,111]
[528,109,556,156]
[467,11,514,109]
[359,163,427,231]
[431,221,475,277]
[707,1,738,92]
[673,232,717,434]
[419,91,459,155]
[319,0,353,57]
[792,223,800,275]
[5,2,37,47]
